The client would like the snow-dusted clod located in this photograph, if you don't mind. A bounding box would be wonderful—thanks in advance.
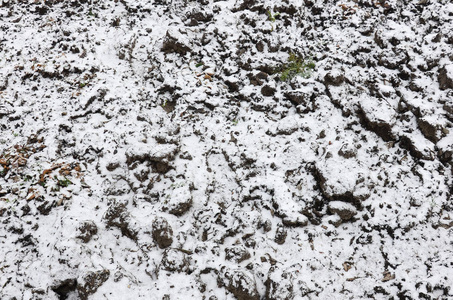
[0,0,452,299]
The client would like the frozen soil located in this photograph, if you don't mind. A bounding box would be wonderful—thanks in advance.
[0,0,452,299]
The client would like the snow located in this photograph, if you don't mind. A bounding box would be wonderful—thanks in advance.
[0,0,452,299]
[446,63,453,78]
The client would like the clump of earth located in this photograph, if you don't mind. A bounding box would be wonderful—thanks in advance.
[0,0,452,299]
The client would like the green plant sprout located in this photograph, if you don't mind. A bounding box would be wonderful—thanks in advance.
[267,10,280,31]
[87,8,97,18]
[279,53,315,81]
[23,175,33,182]
[170,182,186,190]
[161,99,168,108]
[267,10,280,22]
[57,177,72,188]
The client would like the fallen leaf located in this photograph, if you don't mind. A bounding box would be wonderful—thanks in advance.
[39,163,63,183]
[343,262,353,272]
[17,157,27,166]
[382,271,395,282]
[27,193,37,201]
[346,277,359,281]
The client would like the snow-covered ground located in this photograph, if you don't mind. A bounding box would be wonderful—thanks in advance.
[1,0,452,299]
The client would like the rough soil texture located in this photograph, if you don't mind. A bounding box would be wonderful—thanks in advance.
[0,0,452,299]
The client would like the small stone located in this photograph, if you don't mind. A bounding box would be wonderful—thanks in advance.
[162,183,193,216]
[274,224,287,245]
[51,278,77,300]
[378,50,407,69]
[262,219,272,232]
[357,99,396,142]
[162,30,191,55]
[435,213,453,229]
[103,202,138,241]
[242,234,256,248]
[374,31,386,48]
[338,144,357,159]
[438,65,453,90]
[77,269,110,300]
[328,201,357,221]
[327,214,343,227]
[225,245,251,263]
[276,116,299,135]
[185,8,213,26]
[125,143,178,174]
[255,71,268,80]
[106,162,120,171]
[282,215,308,227]
[220,268,260,300]
[417,118,440,143]
[261,85,276,97]
[161,249,190,273]
[324,71,344,86]
[284,90,309,106]
[265,267,294,300]
[152,217,173,249]
[113,271,124,282]
[0,105,14,118]
[399,135,435,161]
[37,201,54,215]
[76,221,98,243]
[225,77,240,92]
